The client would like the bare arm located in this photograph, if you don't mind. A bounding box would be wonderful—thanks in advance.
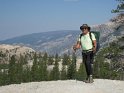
[76,41,81,49]
[73,41,81,51]
[93,40,97,53]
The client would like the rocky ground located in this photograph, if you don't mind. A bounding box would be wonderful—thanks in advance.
[0,79,124,93]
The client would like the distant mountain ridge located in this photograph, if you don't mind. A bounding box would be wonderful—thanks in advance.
[0,30,79,55]
[0,14,124,55]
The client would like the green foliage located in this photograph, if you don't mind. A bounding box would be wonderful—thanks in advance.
[49,54,60,80]
[112,0,124,13]
[1,42,123,86]
[38,58,44,81]
[43,52,48,62]
[8,55,17,84]
[76,63,87,81]
[47,56,54,65]
[41,58,48,81]
[67,53,76,79]
[31,53,39,81]
[0,64,8,69]
[22,66,32,82]
[60,65,67,80]
[94,39,124,80]
[62,54,71,65]
[55,53,60,62]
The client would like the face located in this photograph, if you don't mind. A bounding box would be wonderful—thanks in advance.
[81,27,89,34]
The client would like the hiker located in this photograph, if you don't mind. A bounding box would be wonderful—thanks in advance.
[73,24,97,83]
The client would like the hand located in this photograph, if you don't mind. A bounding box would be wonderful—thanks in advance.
[93,47,96,53]
[73,45,77,52]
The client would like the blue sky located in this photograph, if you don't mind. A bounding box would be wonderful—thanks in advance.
[0,0,117,40]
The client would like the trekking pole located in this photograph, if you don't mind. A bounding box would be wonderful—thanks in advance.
[72,47,77,83]
[75,51,77,83]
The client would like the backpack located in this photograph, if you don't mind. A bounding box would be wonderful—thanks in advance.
[80,31,100,53]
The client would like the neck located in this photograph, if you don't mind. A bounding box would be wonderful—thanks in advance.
[83,31,89,35]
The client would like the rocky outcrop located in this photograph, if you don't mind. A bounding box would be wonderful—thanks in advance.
[92,13,124,47]
[0,44,35,64]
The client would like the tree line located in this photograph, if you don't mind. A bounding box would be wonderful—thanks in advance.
[0,52,87,86]
[0,40,124,86]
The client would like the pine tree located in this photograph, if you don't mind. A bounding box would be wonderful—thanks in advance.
[62,54,71,65]
[22,66,32,82]
[67,53,76,79]
[31,52,39,81]
[0,71,3,86]
[43,52,48,62]
[71,53,77,79]
[112,0,124,13]
[60,65,67,80]
[15,58,23,84]
[8,55,17,84]
[40,52,48,81]
[47,56,54,65]
[0,63,9,86]
[77,63,87,81]
[0,68,8,86]
[50,54,60,80]
[38,57,44,81]
[42,62,48,81]
[55,53,60,62]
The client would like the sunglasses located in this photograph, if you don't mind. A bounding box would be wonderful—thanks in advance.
[81,27,87,31]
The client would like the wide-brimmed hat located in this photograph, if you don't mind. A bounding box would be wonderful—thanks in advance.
[80,24,91,30]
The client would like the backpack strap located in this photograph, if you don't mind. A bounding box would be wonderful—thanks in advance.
[80,33,83,39]
[89,32,95,47]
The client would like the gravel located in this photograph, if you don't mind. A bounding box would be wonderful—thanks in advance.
[0,79,124,93]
